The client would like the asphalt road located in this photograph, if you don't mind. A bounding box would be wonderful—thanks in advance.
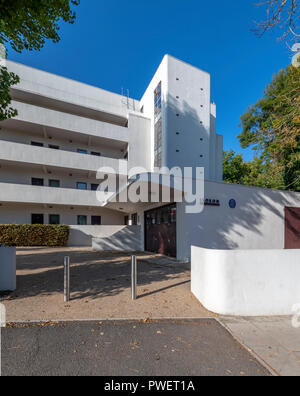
[1,319,271,376]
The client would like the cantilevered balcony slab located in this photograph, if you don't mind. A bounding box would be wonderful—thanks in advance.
[6,60,139,123]
[2,101,129,147]
[0,141,127,175]
[0,182,112,207]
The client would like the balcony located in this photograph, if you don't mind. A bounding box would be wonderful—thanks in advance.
[0,141,128,175]
[0,182,113,207]
[1,101,129,147]
[5,60,139,123]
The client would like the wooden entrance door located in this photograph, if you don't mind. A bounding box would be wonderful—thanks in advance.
[285,207,300,249]
[145,204,177,258]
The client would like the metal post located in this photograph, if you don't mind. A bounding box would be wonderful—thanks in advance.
[131,255,137,300]
[64,256,70,302]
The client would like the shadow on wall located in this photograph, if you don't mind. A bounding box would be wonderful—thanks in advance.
[162,95,298,252]
[92,226,142,251]
[188,185,298,251]
[68,226,142,250]
[165,95,210,171]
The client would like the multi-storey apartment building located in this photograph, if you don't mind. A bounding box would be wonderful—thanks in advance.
[0,55,222,226]
[1,53,299,260]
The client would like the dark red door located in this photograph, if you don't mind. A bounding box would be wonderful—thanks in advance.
[145,204,177,257]
[285,207,300,249]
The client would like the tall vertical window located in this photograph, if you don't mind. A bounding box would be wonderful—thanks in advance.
[154,82,162,168]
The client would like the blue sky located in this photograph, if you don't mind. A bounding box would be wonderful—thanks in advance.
[6,0,292,160]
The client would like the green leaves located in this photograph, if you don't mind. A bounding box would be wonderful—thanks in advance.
[0,224,70,247]
[0,65,20,121]
[0,0,80,53]
[238,65,300,192]
[0,0,79,121]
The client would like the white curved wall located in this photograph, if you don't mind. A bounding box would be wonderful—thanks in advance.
[191,246,300,316]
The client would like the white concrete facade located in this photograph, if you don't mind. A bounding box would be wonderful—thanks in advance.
[0,55,223,234]
[191,246,300,316]
[176,180,300,261]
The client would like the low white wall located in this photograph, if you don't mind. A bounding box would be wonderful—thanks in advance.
[0,247,16,291]
[191,246,300,316]
[92,226,142,252]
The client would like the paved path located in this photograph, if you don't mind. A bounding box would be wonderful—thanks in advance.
[1,248,211,322]
[1,319,270,376]
[221,316,300,376]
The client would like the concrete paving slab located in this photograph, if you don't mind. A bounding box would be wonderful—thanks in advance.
[220,316,300,376]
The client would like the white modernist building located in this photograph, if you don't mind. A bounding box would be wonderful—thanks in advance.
[0,54,300,262]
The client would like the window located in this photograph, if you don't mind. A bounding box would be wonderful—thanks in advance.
[77,149,87,154]
[31,141,44,147]
[49,180,60,188]
[132,213,138,226]
[49,215,60,225]
[77,182,87,190]
[77,215,87,225]
[154,82,163,168]
[91,216,101,226]
[32,178,44,186]
[91,184,99,191]
[154,82,162,118]
[49,144,59,150]
[91,152,101,157]
[31,214,44,224]
[124,216,129,226]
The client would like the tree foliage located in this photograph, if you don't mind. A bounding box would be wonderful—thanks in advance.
[0,65,20,121]
[0,0,80,52]
[0,0,80,121]
[239,64,300,191]
[224,64,300,191]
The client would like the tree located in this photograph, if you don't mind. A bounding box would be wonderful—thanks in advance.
[0,65,20,121]
[0,0,80,52]
[0,0,80,120]
[254,0,300,43]
[239,64,300,192]
[223,150,249,184]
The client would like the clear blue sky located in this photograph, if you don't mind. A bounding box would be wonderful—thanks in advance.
[6,0,292,160]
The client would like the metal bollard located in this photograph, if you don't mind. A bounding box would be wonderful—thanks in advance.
[64,256,70,302]
[131,255,137,300]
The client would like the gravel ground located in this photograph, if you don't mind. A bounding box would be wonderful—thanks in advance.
[1,248,212,322]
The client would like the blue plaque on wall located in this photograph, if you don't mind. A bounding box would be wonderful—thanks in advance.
[229,199,237,209]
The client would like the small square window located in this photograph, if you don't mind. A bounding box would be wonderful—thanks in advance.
[77,182,87,190]
[32,214,44,224]
[91,216,101,226]
[31,141,44,147]
[77,215,87,225]
[32,178,44,186]
[49,144,60,150]
[91,184,99,191]
[77,149,87,154]
[49,215,60,225]
[49,180,60,188]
